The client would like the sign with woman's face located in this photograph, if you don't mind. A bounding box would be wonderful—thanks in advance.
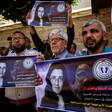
[28,1,68,27]
[0,62,6,77]
[0,55,37,88]
[50,69,64,94]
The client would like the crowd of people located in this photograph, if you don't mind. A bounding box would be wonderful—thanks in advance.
[0,2,112,112]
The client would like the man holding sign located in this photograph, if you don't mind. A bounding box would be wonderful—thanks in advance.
[81,20,112,112]
[5,31,41,112]
[35,28,86,112]
[26,3,75,60]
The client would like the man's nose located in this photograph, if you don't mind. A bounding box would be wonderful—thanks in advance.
[52,39,55,43]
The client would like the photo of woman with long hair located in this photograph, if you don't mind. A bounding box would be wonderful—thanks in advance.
[30,3,50,26]
[40,62,81,111]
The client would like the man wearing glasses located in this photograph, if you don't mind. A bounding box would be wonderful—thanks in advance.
[35,29,85,112]
[5,31,40,112]
[37,29,74,61]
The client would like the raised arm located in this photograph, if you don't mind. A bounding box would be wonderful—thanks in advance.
[26,11,46,53]
[66,3,73,28]
[66,3,75,50]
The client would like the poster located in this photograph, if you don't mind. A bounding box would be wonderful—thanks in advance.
[35,52,112,111]
[28,1,68,27]
[0,55,37,88]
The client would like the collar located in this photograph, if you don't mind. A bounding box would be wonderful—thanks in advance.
[82,46,110,56]
[9,49,29,56]
[51,49,68,60]
[102,46,109,53]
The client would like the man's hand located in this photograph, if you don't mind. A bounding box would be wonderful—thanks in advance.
[36,52,45,62]
[35,75,43,86]
[66,3,73,28]
[26,10,31,22]
[66,3,72,14]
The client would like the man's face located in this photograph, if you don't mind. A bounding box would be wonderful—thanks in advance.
[8,40,13,50]
[0,62,6,77]
[50,69,64,94]
[38,7,45,19]
[9,40,12,46]
[12,33,26,52]
[49,34,67,55]
[82,22,105,52]
[70,44,76,55]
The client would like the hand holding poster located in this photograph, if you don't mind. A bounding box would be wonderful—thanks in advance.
[35,53,112,111]
[28,1,68,26]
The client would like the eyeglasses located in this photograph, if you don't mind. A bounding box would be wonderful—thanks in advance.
[50,76,64,82]
[48,38,64,43]
[12,37,24,41]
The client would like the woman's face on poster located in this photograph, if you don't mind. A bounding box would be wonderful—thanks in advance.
[0,62,6,77]
[37,7,45,19]
[50,69,64,94]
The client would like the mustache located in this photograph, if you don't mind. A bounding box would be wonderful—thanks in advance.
[86,38,96,44]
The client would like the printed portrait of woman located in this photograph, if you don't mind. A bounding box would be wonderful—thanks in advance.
[0,59,13,87]
[0,60,6,87]
[41,62,77,111]
[31,3,50,26]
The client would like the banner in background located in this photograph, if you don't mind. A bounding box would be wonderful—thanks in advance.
[0,55,37,88]
[28,1,68,27]
[35,53,112,111]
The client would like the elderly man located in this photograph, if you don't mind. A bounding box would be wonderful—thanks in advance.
[36,29,75,84]
[5,31,40,112]
[26,3,75,60]
[36,29,74,62]
[81,20,112,112]
[35,29,82,112]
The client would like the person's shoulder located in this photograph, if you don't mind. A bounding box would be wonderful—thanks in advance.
[103,46,112,53]
[7,52,15,56]
[105,47,112,52]
[75,50,81,56]
[27,49,39,55]
[67,52,75,58]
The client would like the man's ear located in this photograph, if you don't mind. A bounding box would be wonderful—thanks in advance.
[103,32,108,41]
